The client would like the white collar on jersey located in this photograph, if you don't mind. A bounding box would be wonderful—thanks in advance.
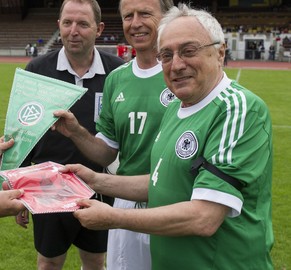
[178,72,232,119]
[132,57,162,78]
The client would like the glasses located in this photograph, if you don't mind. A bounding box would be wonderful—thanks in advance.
[157,42,220,64]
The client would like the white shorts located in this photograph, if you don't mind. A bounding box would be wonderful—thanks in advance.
[106,198,151,270]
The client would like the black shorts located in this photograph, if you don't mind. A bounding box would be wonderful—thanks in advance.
[32,194,114,258]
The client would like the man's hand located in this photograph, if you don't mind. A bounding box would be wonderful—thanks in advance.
[15,209,30,229]
[59,164,101,191]
[0,190,26,218]
[52,110,80,138]
[0,136,14,157]
[73,199,115,230]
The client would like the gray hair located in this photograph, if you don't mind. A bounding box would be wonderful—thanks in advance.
[159,0,174,13]
[157,3,225,50]
[119,0,174,14]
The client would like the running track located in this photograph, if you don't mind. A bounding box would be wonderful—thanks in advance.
[0,56,291,70]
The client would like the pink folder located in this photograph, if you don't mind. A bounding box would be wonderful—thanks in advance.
[0,161,95,214]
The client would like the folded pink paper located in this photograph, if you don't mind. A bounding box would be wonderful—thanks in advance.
[0,161,95,214]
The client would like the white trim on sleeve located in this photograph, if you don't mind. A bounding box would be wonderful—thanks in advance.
[95,133,119,149]
[191,188,243,217]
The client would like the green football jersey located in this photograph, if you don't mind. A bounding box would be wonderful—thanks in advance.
[96,59,175,176]
[148,76,273,269]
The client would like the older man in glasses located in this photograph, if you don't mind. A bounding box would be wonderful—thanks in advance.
[52,4,273,270]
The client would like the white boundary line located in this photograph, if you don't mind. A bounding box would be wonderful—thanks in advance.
[236,68,242,82]
[232,70,291,130]
[273,125,291,129]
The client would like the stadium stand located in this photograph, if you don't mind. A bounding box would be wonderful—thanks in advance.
[0,0,290,60]
[0,7,59,56]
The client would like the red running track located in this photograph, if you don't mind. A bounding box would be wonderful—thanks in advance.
[0,56,290,70]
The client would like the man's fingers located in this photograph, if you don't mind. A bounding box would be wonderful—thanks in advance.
[10,189,24,199]
[53,109,70,118]
[76,198,92,208]
[0,137,14,155]
[1,181,9,190]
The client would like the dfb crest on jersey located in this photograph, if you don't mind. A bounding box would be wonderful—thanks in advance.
[160,88,176,107]
[175,131,198,159]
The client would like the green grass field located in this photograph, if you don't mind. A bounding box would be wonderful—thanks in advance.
[0,63,290,269]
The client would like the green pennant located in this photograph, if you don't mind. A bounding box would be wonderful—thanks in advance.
[0,68,88,172]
